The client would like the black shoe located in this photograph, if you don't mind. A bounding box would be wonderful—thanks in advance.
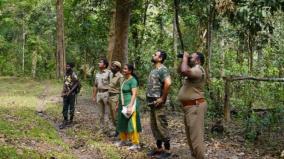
[147,149,163,157]
[155,152,171,159]
[69,116,74,123]
[68,120,73,125]
[114,131,119,137]
[59,120,68,129]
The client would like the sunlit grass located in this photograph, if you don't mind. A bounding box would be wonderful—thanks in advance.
[0,77,73,158]
[0,76,143,159]
[88,141,122,159]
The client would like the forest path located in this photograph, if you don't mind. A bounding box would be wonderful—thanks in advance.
[36,83,276,159]
[36,84,103,159]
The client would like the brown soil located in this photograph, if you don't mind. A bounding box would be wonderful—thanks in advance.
[36,86,280,159]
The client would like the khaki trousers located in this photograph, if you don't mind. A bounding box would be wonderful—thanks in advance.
[96,92,109,126]
[183,102,207,159]
[108,94,119,127]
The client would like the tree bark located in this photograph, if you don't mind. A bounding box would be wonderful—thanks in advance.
[107,9,116,63]
[22,23,26,72]
[174,0,184,52]
[31,50,37,78]
[223,77,231,122]
[205,2,214,83]
[220,39,225,77]
[173,15,179,68]
[112,0,131,65]
[56,0,65,78]
[140,0,149,43]
[248,33,253,74]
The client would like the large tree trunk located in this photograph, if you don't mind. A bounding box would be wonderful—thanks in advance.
[56,0,65,78]
[107,9,116,63]
[112,0,131,65]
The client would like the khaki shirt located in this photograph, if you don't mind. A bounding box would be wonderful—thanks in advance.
[109,71,124,94]
[177,65,206,101]
[94,69,111,90]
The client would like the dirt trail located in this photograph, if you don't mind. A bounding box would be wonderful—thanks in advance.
[36,85,277,159]
[36,85,104,159]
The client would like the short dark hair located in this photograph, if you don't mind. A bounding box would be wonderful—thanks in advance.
[196,52,205,65]
[66,62,75,68]
[101,58,109,68]
[158,50,167,63]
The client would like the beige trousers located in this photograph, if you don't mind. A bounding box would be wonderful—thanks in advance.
[183,102,207,159]
[96,92,109,125]
[108,94,119,127]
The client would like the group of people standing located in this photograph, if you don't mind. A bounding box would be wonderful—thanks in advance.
[61,50,207,159]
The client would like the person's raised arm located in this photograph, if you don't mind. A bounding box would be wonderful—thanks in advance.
[180,52,202,79]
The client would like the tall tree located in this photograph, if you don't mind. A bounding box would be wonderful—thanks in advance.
[56,0,65,78]
[112,0,131,65]
[107,8,116,63]
[205,0,215,83]
[174,0,184,52]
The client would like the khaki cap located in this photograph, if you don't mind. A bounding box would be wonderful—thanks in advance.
[112,61,121,68]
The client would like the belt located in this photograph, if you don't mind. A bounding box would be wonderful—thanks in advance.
[98,89,108,93]
[181,98,205,107]
[109,92,119,96]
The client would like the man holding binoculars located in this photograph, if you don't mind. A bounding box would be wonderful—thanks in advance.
[178,51,207,159]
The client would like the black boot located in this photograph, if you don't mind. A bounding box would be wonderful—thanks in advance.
[59,120,68,129]
[68,115,74,125]
[59,116,68,129]
[114,131,119,137]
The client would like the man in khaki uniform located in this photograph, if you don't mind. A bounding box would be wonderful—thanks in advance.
[93,59,111,128]
[108,61,123,135]
[177,52,207,159]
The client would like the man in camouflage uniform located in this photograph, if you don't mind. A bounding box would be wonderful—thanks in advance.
[108,61,123,136]
[146,50,172,158]
[93,58,111,129]
[178,52,207,159]
[60,62,79,129]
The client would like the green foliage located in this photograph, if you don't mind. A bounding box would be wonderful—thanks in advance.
[245,104,284,142]
[0,0,283,150]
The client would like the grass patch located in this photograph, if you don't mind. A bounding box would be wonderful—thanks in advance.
[0,77,44,96]
[0,76,145,159]
[0,145,43,159]
[0,77,74,158]
[88,141,121,159]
